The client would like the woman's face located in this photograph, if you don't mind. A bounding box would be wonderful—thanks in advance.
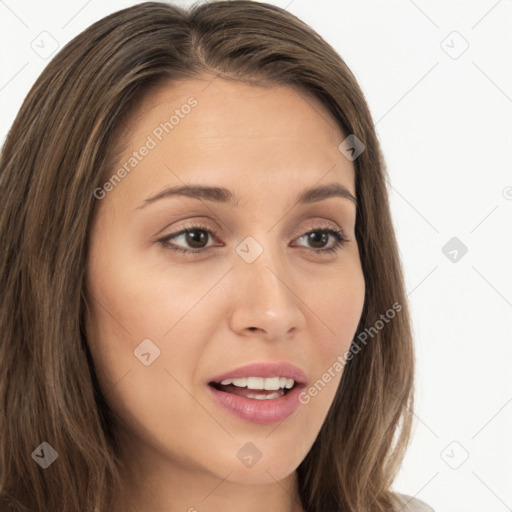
[85,77,365,494]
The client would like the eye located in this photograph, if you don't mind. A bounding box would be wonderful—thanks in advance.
[158,223,348,255]
[292,228,348,254]
[159,222,217,254]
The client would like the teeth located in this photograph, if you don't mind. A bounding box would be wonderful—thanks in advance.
[263,377,280,390]
[219,377,295,390]
[247,377,264,389]
[246,390,284,400]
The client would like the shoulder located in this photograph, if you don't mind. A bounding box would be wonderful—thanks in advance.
[392,492,435,512]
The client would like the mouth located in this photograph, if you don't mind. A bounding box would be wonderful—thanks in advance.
[206,362,307,424]
[208,376,299,400]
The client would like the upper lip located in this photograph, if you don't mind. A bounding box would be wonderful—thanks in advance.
[209,362,307,385]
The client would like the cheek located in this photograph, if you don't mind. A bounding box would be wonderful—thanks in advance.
[310,260,365,359]
[292,260,365,435]
[83,249,216,447]
[84,227,225,402]
[87,223,233,343]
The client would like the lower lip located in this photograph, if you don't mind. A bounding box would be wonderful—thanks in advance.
[207,383,304,424]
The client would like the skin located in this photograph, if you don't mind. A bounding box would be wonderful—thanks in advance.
[84,76,365,512]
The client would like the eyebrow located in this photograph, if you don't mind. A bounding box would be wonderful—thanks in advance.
[137,182,357,209]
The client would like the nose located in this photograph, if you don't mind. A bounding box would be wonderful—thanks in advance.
[228,242,306,341]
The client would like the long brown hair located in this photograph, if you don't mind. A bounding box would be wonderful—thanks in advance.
[0,2,414,510]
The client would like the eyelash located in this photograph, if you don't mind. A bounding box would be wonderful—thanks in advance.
[158,222,348,256]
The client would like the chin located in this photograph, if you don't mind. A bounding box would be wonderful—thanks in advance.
[222,463,298,486]
[205,439,305,486]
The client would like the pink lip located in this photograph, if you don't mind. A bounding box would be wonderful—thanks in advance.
[209,362,307,384]
[207,362,307,424]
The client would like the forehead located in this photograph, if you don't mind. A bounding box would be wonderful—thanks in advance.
[119,77,347,153]
[129,77,343,137]
[104,77,356,208]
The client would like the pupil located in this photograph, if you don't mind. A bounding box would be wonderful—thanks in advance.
[309,232,327,248]
[186,230,208,248]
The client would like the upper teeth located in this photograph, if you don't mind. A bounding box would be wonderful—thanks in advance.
[220,377,295,390]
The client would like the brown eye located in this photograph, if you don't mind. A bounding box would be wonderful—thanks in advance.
[159,224,218,254]
[180,229,210,249]
[305,231,329,249]
[294,228,348,253]
[159,224,348,256]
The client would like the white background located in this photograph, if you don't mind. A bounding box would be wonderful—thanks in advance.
[1,1,511,511]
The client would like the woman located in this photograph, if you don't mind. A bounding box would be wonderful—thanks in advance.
[0,1,434,511]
